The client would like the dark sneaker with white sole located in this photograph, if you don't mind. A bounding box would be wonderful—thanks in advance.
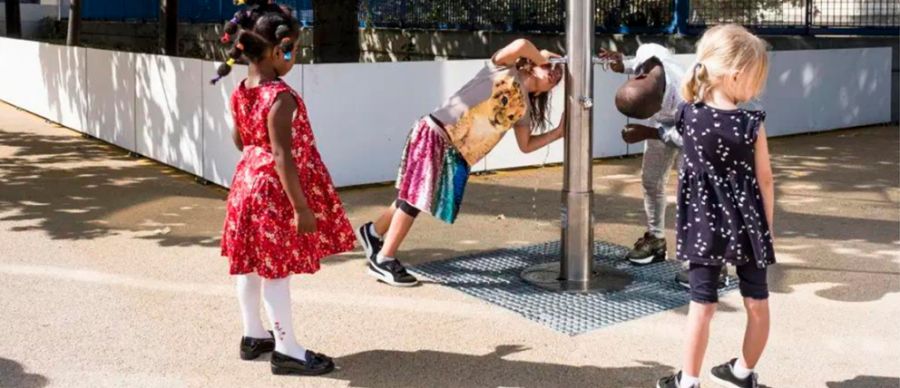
[355,222,383,262]
[711,359,758,388]
[368,260,418,287]
[627,232,667,265]
[676,265,730,290]
[657,371,699,388]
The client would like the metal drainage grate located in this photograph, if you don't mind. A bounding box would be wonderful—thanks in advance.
[410,240,738,336]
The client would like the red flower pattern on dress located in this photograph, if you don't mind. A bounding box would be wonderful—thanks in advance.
[221,79,355,279]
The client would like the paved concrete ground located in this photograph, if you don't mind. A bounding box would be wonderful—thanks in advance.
[0,101,897,388]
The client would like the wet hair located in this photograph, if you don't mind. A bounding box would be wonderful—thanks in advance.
[681,24,769,103]
[615,57,666,119]
[528,91,551,131]
[515,59,558,132]
[210,0,300,84]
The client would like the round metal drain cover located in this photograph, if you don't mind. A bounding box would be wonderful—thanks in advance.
[521,262,633,293]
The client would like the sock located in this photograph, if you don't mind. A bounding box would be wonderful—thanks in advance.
[679,373,700,388]
[262,276,307,361]
[368,223,383,240]
[376,253,395,264]
[235,273,270,339]
[732,358,753,379]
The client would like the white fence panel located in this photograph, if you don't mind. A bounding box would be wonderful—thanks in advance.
[302,60,485,187]
[201,63,248,188]
[0,37,892,188]
[135,54,204,176]
[86,48,136,150]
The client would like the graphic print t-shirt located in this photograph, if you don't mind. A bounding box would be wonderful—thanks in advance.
[430,61,531,166]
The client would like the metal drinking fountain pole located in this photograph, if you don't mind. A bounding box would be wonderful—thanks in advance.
[521,0,632,292]
[560,0,596,289]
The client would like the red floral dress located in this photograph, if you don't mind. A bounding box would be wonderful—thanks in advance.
[221,79,355,279]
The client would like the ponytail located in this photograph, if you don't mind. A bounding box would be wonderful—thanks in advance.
[681,62,712,103]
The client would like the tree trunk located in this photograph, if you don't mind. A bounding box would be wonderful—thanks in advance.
[66,0,81,46]
[5,0,21,38]
[313,0,359,63]
[160,0,178,55]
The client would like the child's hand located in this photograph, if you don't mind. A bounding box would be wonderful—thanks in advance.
[540,49,561,61]
[294,209,318,234]
[598,49,625,73]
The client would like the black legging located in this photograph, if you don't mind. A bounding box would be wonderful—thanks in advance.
[395,199,421,218]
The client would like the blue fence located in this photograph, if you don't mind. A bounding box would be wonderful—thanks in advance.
[359,0,900,35]
[81,0,313,25]
[82,0,159,21]
[80,0,898,35]
[179,0,313,24]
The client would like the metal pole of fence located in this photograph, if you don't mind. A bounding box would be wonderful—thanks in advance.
[805,0,813,35]
[674,0,690,34]
[5,0,22,38]
[160,0,178,55]
[66,0,81,46]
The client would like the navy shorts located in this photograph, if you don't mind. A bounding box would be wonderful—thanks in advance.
[689,262,769,304]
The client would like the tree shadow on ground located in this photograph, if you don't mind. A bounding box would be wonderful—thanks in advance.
[0,358,48,388]
[328,345,673,388]
[826,375,900,388]
[0,127,225,248]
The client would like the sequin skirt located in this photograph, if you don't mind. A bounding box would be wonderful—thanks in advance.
[395,116,470,224]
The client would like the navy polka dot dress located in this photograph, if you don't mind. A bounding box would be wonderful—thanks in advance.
[675,102,775,268]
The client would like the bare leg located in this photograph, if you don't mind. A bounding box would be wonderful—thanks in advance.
[380,208,415,259]
[373,201,397,237]
[741,298,770,368]
[682,301,717,377]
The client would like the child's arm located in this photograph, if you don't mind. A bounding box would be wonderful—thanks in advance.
[513,116,565,154]
[492,39,549,67]
[754,125,775,234]
[268,92,316,234]
[232,126,243,151]
[598,49,627,74]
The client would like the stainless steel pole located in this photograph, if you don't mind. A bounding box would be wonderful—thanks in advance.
[521,0,631,293]
[560,0,595,287]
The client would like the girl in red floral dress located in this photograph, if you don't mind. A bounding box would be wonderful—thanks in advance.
[213,0,354,377]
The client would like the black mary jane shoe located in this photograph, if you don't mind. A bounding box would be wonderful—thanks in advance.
[239,331,275,360]
[271,350,336,376]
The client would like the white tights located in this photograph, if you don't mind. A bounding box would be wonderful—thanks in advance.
[236,273,307,360]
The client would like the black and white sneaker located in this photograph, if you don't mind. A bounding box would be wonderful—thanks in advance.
[676,265,730,290]
[627,232,667,265]
[368,260,419,287]
[356,222,384,262]
[710,359,758,388]
[657,371,699,388]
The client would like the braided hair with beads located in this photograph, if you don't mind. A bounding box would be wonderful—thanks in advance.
[211,0,300,84]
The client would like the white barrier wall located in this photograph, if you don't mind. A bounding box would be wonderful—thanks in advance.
[763,48,892,137]
[43,44,88,133]
[202,62,248,188]
[0,37,892,189]
[86,48,135,150]
[301,60,459,186]
[135,54,204,176]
